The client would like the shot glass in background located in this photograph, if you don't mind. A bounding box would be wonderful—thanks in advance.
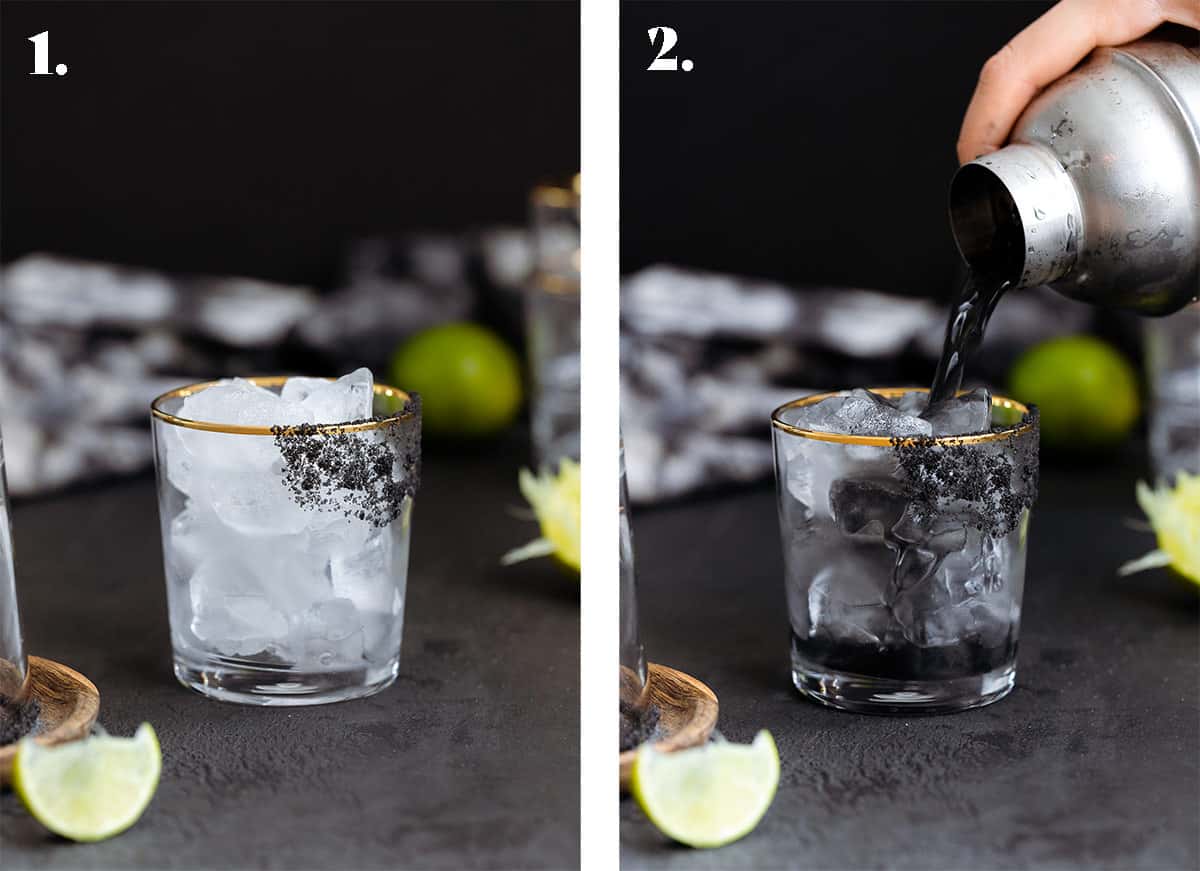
[0,430,32,720]
[1144,302,1200,482]
[525,177,581,467]
[772,388,1039,714]
[150,373,421,705]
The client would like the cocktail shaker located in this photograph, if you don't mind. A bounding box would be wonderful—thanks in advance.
[950,39,1199,315]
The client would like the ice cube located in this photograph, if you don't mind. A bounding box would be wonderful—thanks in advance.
[829,477,909,537]
[798,395,851,432]
[889,391,928,417]
[329,525,393,613]
[806,389,932,437]
[181,377,312,428]
[891,530,1014,648]
[188,556,289,657]
[922,387,992,437]
[168,504,223,578]
[893,582,1013,649]
[881,502,969,597]
[281,368,374,424]
[782,452,815,518]
[203,466,314,536]
[166,378,313,499]
[890,505,968,555]
[169,378,330,535]
[970,531,1009,593]
[279,376,330,405]
[805,557,894,645]
[302,598,365,666]
[845,389,933,437]
[163,425,201,498]
[329,522,407,652]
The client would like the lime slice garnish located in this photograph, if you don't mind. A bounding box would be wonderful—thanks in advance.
[501,459,581,573]
[14,723,161,842]
[1120,472,1200,584]
[632,730,779,848]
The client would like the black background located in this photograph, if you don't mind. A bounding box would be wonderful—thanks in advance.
[621,1,1056,299]
[1,1,580,287]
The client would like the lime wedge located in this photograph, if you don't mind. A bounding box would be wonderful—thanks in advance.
[14,723,161,842]
[501,459,581,573]
[632,730,779,848]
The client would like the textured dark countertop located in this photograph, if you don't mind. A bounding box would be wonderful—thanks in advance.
[621,454,1199,870]
[2,437,580,870]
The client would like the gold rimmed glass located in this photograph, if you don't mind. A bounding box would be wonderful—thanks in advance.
[771,388,1039,714]
[150,376,421,706]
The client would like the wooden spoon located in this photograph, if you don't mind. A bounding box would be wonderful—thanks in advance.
[0,656,100,785]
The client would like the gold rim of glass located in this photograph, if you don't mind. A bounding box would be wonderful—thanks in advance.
[771,387,1035,446]
[530,179,581,210]
[151,376,416,436]
[532,271,581,295]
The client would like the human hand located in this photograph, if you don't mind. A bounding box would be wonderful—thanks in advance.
[957,0,1200,164]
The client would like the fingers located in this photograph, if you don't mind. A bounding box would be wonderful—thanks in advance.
[1158,0,1200,29]
[955,0,1196,165]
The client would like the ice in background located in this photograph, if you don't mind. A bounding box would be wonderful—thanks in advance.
[777,389,1028,674]
[158,369,411,678]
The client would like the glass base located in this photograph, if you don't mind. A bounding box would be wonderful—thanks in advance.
[173,653,399,706]
[791,649,1016,715]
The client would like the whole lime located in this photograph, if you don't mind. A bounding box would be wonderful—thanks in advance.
[389,322,523,437]
[1007,335,1140,450]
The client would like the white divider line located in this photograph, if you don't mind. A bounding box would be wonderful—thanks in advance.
[579,0,620,866]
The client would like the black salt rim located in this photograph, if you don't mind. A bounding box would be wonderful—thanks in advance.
[890,404,1039,538]
[271,395,422,528]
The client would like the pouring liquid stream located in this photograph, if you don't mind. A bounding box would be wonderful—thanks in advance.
[927,269,1012,406]
[929,189,1025,406]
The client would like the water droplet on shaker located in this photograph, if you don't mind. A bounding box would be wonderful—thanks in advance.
[1033,207,1046,220]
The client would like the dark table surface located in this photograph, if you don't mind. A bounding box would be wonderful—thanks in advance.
[621,452,1200,870]
[2,436,580,870]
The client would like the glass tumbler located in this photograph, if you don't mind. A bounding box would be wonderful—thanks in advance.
[151,377,421,705]
[526,179,581,467]
[619,442,654,750]
[1144,301,1200,481]
[772,389,1039,714]
[0,430,32,724]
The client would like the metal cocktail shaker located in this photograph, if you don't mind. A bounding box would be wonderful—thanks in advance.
[950,39,1200,315]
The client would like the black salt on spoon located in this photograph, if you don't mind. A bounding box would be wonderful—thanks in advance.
[0,693,40,745]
